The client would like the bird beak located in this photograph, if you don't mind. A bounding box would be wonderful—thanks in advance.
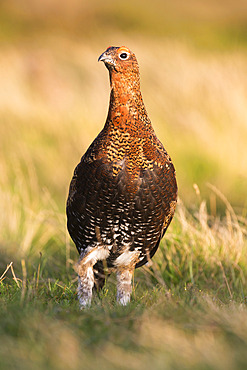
[98,52,115,66]
[98,52,107,62]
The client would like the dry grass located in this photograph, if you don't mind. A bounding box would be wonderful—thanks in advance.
[0,38,247,209]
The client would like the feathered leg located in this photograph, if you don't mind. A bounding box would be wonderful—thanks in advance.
[116,268,134,305]
[77,261,94,308]
[77,246,109,309]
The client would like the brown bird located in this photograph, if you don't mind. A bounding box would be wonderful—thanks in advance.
[66,46,177,308]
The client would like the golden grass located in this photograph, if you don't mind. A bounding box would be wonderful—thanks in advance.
[0,37,247,208]
[0,33,246,262]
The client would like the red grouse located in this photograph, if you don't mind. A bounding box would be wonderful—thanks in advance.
[67,46,177,308]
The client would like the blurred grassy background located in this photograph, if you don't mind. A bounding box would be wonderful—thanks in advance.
[1,0,247,213]
[1,2,247,369]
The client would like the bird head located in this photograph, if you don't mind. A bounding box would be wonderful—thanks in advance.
[98,46,139,75]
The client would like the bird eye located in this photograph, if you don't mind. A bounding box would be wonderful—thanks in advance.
[119,52,129,60]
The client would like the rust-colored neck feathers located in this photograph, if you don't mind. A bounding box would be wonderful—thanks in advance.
[109,67,141,105]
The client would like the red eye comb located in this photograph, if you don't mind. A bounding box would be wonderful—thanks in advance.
[118,46,130,53]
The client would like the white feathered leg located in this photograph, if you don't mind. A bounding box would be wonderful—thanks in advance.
[77,246,110,309]
[116,268,134,305]
[77,263,94,308]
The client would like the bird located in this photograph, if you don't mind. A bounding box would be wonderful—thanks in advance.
[66,46,177,308]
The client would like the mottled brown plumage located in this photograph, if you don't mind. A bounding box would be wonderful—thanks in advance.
[66,46,177,307]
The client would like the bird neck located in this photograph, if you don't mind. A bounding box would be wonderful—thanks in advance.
[105,70,152,132]
[109,70,141,102]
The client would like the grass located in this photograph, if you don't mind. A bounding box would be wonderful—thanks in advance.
[1,192,247,369]
[2,281,247,370]
[1,1,247,369]
[0,37,247,209]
